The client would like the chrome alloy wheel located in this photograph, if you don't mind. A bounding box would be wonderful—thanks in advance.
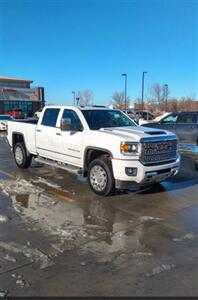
[90,165,107,192]
[15,146,24,165]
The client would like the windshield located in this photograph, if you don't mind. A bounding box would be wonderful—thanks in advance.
[81,109,136,130]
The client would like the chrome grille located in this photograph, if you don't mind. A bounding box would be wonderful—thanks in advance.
[141,139,177,165]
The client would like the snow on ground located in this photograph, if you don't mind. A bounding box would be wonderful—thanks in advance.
[31,177,61,189]
[140,216,163,222]
[173,233,198,242]
[0,178,43,196]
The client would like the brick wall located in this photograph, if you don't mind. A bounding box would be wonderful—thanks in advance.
[32,102,42,114]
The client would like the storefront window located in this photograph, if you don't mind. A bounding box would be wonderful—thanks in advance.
[4,101,33,117]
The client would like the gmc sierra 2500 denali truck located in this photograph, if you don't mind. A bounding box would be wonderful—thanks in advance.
[7,106,180,196]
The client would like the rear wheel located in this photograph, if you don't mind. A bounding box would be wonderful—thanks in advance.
[87,155,115,196]
[14,142,32,168]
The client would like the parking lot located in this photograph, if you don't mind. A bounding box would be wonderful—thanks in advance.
[0,133,198,296]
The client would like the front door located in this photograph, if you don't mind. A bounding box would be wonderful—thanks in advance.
[54,109,84,167]
[158,113,178,134]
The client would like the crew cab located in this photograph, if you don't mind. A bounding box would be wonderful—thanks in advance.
[7,106,180,196]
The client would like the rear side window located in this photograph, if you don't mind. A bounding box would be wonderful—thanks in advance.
[176,113,197,124]
[41,108,60,127]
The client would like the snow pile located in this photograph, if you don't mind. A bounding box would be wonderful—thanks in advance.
[0,214,9,224]
[0,241,54,269]
[0,178,43,196]
[31,177,61,189]
[132,252,152,257]
[146,264,175,277]
[56,226,88,240]
[140,216,162,222]
[173,233,197,242]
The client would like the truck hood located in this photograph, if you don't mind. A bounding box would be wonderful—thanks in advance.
[99,126,174,141]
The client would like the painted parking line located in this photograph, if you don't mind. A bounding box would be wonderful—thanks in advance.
[47,190,75,203]
[0,169,15,179]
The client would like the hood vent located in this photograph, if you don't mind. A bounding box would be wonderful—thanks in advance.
[145,131,166,135]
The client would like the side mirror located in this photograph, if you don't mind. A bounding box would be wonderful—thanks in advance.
[60,118,71,131]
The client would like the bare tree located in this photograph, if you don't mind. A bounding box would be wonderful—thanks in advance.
[111,91,130,109]
[150,83,164,104]
[76,90,94,106]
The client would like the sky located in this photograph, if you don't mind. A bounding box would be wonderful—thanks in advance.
[0,0,197,106]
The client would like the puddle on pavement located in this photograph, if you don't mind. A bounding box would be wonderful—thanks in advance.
[178,205,198,234]
[160,154,198,192]
[9,190,175,266]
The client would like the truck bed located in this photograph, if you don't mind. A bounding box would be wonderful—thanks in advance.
[7,119,37,154]
[13,118,38,125]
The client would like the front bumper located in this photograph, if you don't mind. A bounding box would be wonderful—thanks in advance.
[112,154,180,188]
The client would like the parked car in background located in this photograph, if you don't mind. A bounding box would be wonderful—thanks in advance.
[0,115,14,131]
[7,109,25,119]
[143,111,198,145]
[135,110,154,120]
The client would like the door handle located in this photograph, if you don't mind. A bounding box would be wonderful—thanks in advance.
[56,132,61,136]
[37,129,42,132]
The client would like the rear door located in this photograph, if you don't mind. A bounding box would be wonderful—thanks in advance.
[36,108,60,159]
[175,113,198,144]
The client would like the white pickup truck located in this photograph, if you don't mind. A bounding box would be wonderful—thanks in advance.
[7,106,180,196]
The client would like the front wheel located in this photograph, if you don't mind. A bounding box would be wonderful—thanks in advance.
[14,142,32,168]
[87,155,115,196]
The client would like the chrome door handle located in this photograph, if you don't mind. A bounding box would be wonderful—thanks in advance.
[37,129,41,132]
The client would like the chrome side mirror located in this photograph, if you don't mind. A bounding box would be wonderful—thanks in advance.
[60,118,71,131]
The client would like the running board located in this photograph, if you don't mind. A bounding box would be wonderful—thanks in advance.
[35,157,82,175]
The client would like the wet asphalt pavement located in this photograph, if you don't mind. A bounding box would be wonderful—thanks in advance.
[0,133,198,296]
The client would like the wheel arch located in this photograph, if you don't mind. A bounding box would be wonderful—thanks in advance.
[83,147,113,176]
[12,132,29,155]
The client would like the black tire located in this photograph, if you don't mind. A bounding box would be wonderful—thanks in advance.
[87,155,115,196]
[14,142,32,168]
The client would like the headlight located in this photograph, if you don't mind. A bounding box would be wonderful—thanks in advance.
[120,142,139,155]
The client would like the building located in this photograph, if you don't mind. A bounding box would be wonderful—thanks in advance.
[0,76,45,116]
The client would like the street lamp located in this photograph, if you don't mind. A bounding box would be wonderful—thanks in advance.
[164,84,168,111]
[121,73,127,112]
[141,71,147,112]
[72,91,76,105]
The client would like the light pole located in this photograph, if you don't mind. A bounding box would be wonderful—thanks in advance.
[141,71,147,111]
[72,91,76,105]
[121,73,127,112]
[164,84,168,111]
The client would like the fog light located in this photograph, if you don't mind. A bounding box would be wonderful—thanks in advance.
[125,167,137,176]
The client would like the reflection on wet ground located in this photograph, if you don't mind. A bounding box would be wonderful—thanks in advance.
[0,135,198,296]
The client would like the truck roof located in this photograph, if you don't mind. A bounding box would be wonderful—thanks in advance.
[44,105,114,111]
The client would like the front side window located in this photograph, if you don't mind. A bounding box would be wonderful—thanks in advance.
[81,110,136,130]
[41,108,60,127]
[162,114,178,123]
[62,109,83,131]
